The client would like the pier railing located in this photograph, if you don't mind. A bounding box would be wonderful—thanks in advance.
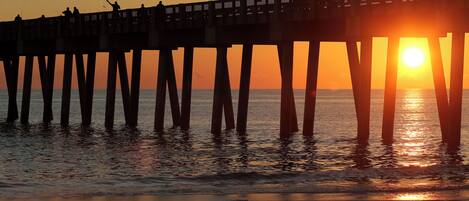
[0,0,449,41]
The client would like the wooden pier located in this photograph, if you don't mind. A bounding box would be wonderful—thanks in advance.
[0,0,468,148]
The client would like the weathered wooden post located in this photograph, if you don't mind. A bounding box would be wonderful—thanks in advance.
[303,40,320,136]
[382,37,400,144]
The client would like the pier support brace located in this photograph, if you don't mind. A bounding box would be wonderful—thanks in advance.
[155,49,181,131]
[75,53,97,126]
[117,52,132,125]
[105,51,137,129]
[105,51,141,129]
[236,44,253,133]
[38,54,56,123]
[346,42,360,119]
[347,38,373,144]
[278,42,295,137]
[75,53,88,125]
[448,32,465,147]
[303,40,320,136]
[61,54,73,126]
[211,47,235,134]
[20,56,34,124]
[428,37,450,142]
[181,47,194,130]
[2,56,19,122]
[382,37,400,144]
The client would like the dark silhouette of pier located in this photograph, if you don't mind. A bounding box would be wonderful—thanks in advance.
[0,0,467,148]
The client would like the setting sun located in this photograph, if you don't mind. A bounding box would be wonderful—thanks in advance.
[402,47,425,69]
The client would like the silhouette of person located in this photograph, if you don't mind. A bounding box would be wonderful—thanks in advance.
[62,7,72,17]
[139,4,146,18]
[15,14,22,21]
[112,2,121,12]
[106,0,121,12]
[156,1,165,11]
[155,1,165,23]
[73,7,80,16]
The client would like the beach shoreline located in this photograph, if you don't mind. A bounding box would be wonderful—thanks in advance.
[4,190,469,201]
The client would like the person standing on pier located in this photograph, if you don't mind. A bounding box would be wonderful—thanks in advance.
[73,7,80,16]
[62,7,72,17]
[14,14,22,21]
[155,1,166,26]
[106,0,121,12]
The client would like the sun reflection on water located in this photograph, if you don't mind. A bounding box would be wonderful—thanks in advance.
[395,193,435,200]
[397,90,436,167]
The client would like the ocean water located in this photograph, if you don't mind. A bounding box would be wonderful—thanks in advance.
[1,89,469,199]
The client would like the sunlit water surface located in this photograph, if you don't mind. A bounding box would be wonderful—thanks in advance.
[1,89,469,199]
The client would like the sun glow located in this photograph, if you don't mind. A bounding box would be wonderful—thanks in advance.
[402,47,425,69]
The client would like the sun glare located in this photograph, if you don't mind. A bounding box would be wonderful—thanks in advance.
[402,47,425,69]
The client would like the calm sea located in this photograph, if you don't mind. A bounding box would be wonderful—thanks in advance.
[1,89,469,198]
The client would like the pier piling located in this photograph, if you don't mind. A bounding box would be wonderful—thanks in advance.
[277,44,299,133]
[303,41,320,136]
[38,55,55,123]
[211,47,235,134]
[3,56,19,122]
[20,56,34,124]
[84,52,97,126]
[117,52,132,125]
[236,44,253,133]
[448,32,465,147]
[167,50,181,128]
[358,38,373,144]
[105,52,118,129]
[428,37,450,142]
[61,54,73,126]
[347,38,373,144]
[75,53,88,124]
[382,37,400,144]
[129,50,142,128]
[155,49,181,131]
[278,42,295,137]
[181,47,194,130]
[347,41,360,119]
[155,49,169,131]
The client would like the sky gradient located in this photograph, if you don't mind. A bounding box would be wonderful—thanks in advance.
[0,0,467,90]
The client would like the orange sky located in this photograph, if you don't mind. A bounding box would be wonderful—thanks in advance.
[0,1,467,90]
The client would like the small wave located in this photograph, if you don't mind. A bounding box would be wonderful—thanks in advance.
[186,172,300,182]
